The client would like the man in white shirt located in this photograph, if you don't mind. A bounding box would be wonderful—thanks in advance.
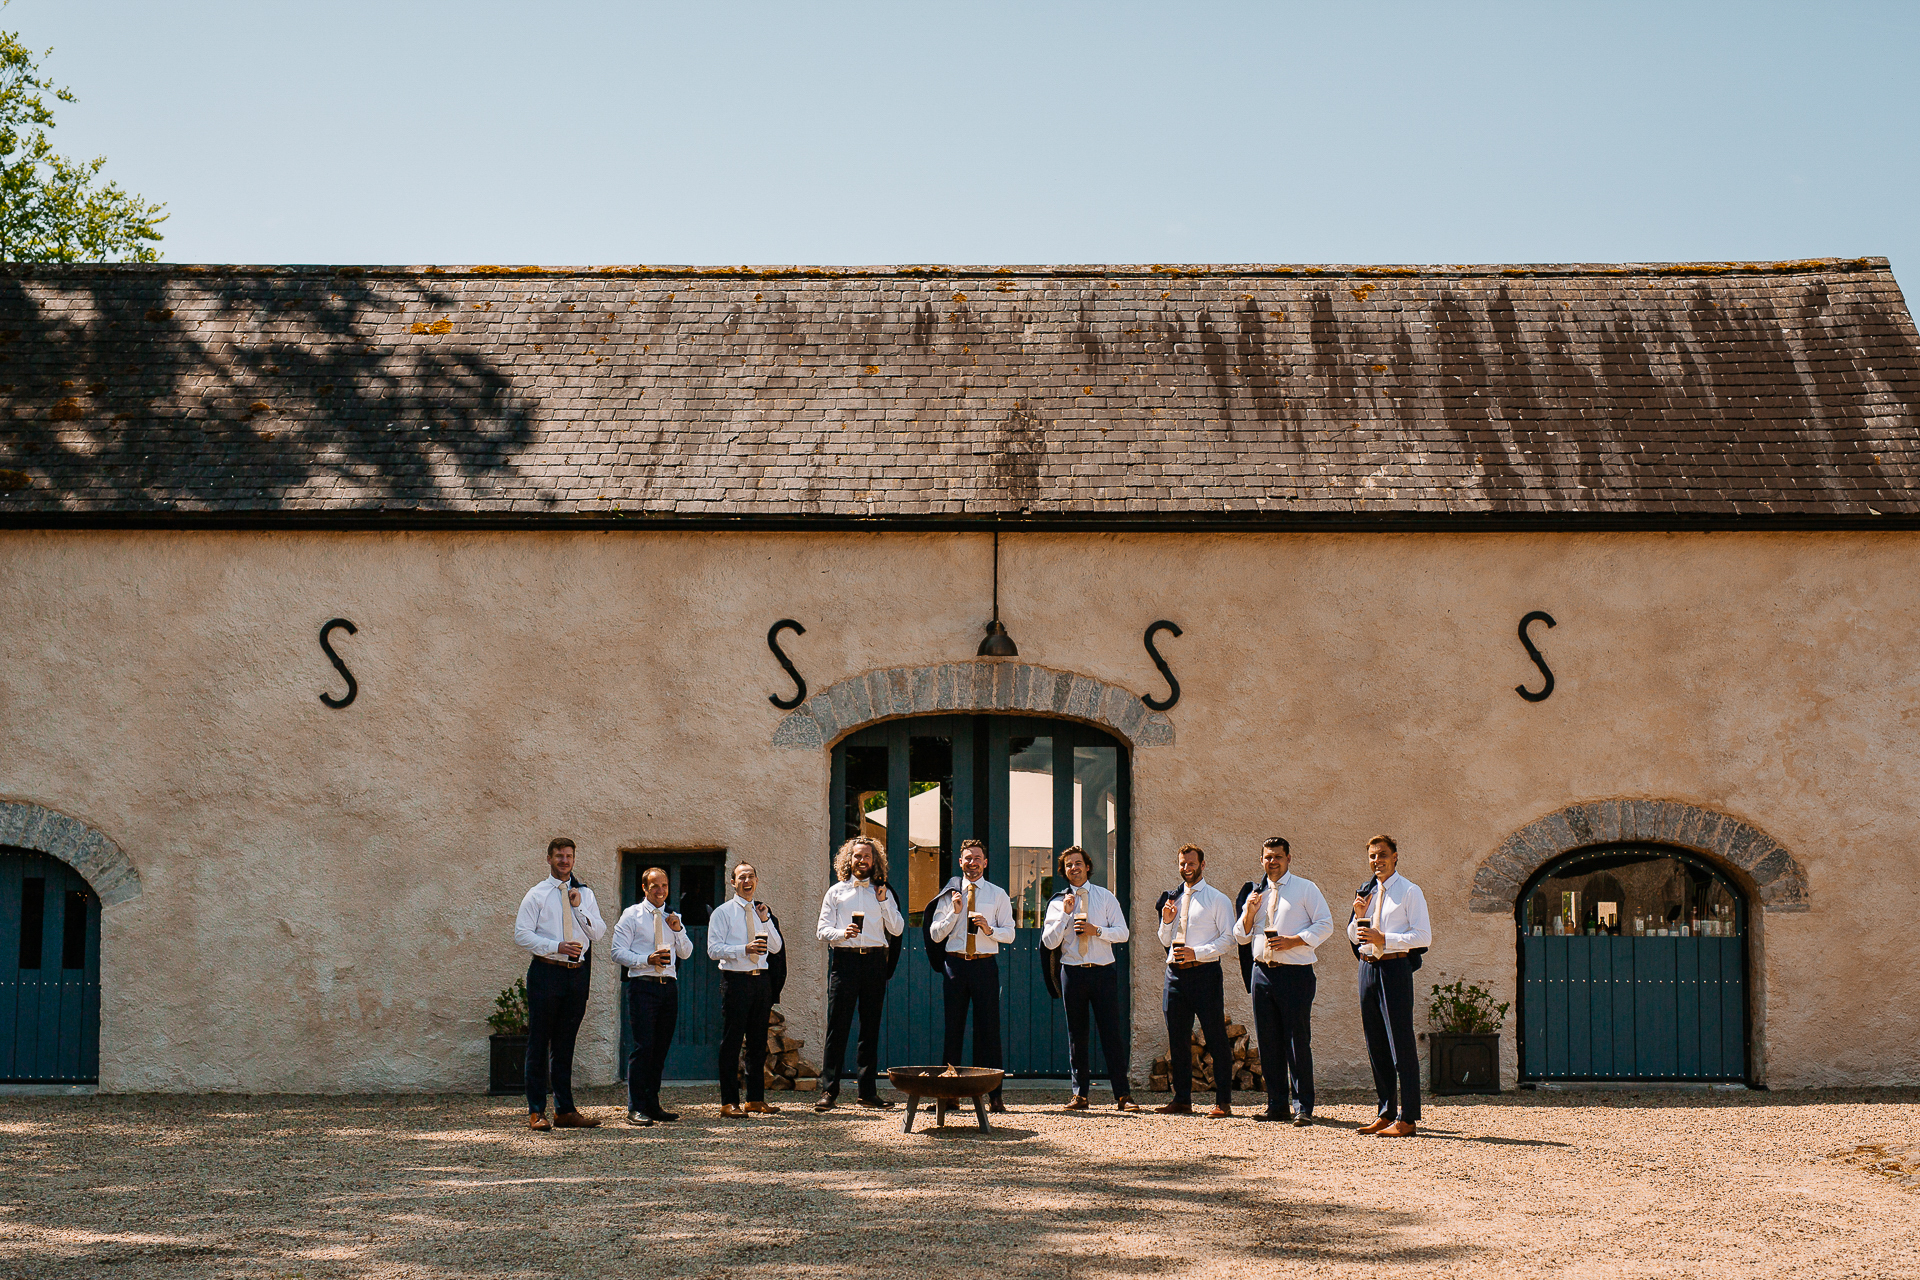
[1040,845,1138,1112]
[707,862,784,1118]
[610,866,694,1127]
[930,838,1016,1111]
[512,838,608,1131]
[812,837,905,1112]
[1154,843,1237,1117]
[1346,834,1434,1138]
[1232,836,1334,1125]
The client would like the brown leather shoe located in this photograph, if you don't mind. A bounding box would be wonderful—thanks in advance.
[1062,1096,1090,1111]
[1205,1105,1233,1119]
[527,1112,551,1131]
[812,1094,836,1112]
[743,1101,782,1115]
[1115,1096,1141,1112]
[719,1104,748,1118]
[1357,1116,1393,1135]
[552,1110,600,1128]
[1378,1120,1417,1137]
[1153,1101,1193,1114]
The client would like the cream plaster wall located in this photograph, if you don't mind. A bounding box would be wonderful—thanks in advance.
[0,529,1914,1092]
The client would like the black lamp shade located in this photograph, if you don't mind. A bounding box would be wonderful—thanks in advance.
[977,619,1018,657]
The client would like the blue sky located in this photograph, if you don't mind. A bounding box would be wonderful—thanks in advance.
[13,1,1919,286]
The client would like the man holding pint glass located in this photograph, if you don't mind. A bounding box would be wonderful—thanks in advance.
[708,861,784,1118]
[1232,836,1333,1125]
[1347,834,1432,1137]
[813,837,903,1111]
[1041,845,1138,1111]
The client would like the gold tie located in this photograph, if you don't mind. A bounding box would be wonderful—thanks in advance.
[965,883,978,956]
[653,905,667,971]
[1076,890,1090,959]
[748,900,763,969]
[1266,880,1278,958]
[560,883,575,959]
[1176,887,1191,947]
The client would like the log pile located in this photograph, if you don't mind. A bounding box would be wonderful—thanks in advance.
[1147,1021,1263,1094]
[740,1007,820,1092]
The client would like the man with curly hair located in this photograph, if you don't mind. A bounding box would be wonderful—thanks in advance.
[813,836,903,1111]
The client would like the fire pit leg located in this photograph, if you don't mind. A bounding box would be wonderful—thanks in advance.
[972,1094,990,1131]
[902,1095,921,1134]
[935,1098,949,1128]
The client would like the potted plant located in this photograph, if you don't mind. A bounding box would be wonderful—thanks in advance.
[1426,976,1508,1096]
[487,977,530,1096]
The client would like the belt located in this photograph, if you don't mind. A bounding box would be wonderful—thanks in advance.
[630,973,675,983]
[723,968,765,976]
[1168,960,1219,971]
[535,955,584,969]
[948,952,996,960]
[1361,952,1411,965]
[1256,961,1307,971]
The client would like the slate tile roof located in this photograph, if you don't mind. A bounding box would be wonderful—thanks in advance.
[0,258,1915,524]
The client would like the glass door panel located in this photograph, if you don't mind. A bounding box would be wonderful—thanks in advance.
[1005,732,1053,929]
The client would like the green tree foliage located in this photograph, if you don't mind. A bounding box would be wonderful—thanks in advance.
[0,23,165,262]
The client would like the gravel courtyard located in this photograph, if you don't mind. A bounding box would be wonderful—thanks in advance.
[0,1086,1915,1279]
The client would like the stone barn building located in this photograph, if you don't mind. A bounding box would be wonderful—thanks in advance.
[0,256,1915,1093]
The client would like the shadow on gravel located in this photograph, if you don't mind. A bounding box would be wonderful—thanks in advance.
[0,1089,1484,1279]
[1412,1128,1571,1148]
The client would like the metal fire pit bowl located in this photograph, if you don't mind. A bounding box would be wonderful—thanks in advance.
[886,1066,1006,1132]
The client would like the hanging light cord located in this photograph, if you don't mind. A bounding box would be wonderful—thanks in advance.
[991,527,1000,621]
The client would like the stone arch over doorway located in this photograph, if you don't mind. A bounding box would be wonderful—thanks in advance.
[0,801,142,906]
[770,660,1175,750]
[1468,799,1807,916]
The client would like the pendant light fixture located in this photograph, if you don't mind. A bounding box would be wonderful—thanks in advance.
[977,527,1019,657]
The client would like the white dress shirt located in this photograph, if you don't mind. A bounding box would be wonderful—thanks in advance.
[707,894,785,973]
[1232,871,1335,965]
[514,876,607,962]
[1154,878,1236,965]
[1345,871,1434,958]
[816,878,905,949]
[611,899,695,978]
[1040,881,1130,967]
[929,876,1016,954]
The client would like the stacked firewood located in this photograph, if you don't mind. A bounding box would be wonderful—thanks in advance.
[1147,1021,1263,1094]
[741,1007,820,1092]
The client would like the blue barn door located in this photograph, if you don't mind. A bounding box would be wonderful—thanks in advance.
[1518,845,1748,1083]
[830,715,1131,1077]
[617,853,725,1082]
[0,848,101,1083]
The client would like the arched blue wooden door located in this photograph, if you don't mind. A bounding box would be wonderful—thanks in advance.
[1517,845,1750,1083]
[0,848,101,1083]
[830,715,1131,1077]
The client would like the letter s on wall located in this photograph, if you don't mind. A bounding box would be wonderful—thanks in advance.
[1143,619,1182,712]
[1515,610,1556,702]
[767,619,808,710]
[319,618,358,709]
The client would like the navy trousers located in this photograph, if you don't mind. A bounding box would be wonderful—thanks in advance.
[1250,963,1316,1117]
[1062,962,1129,1098]
[625,975,678,1116]
[718,972,771,1105]
[1358,955,1421,1122]
[820,948,889,1100]
[524,958,590,1115]
[942,954,1005,1100]
[1163,961,1233,1109]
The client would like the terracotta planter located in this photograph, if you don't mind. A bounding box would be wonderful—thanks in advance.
[489,1033,528,1096]
[1430,1032,1500,1095]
